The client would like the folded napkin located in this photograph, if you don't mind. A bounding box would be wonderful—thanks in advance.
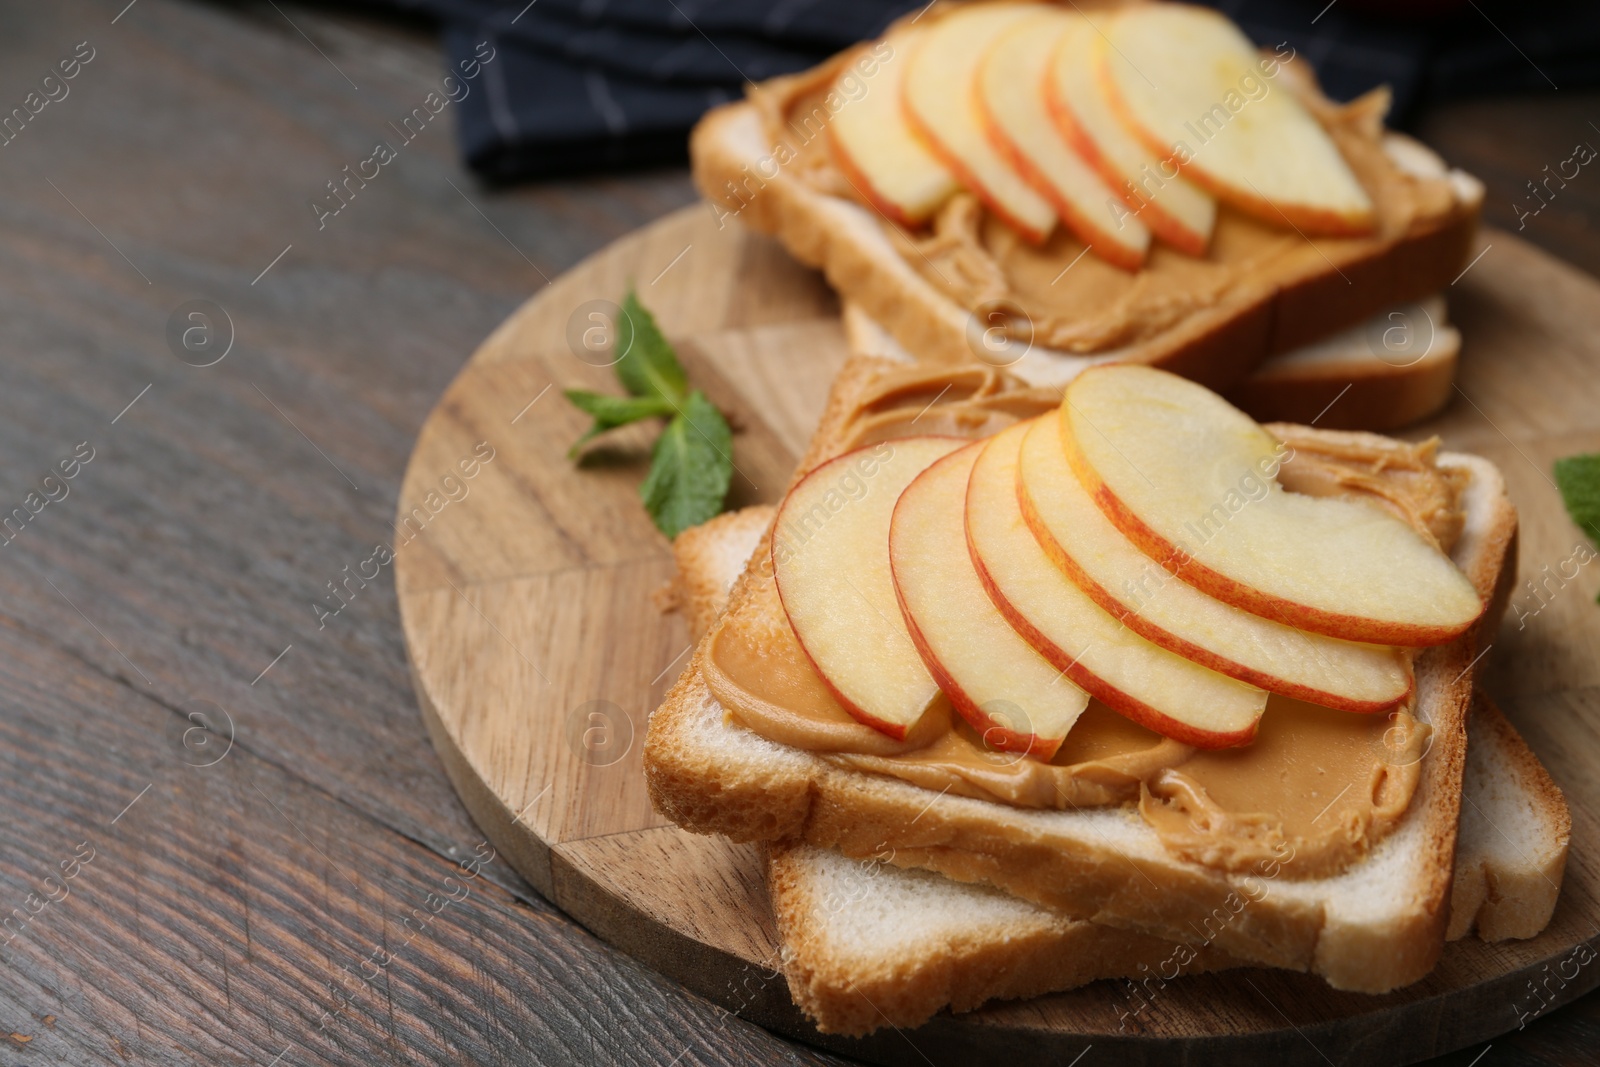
[346,0,1599,181]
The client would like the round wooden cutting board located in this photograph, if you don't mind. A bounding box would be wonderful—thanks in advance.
[395,204,1600,1066]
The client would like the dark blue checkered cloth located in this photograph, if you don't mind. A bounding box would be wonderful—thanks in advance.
[356,0,1600,181]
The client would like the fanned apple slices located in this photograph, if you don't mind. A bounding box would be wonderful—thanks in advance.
[890,443,1091,758]
[966,421,1268,748]
[1046,12,1216,256]
[828,28,960,227]
[978,9,1150,269]
[1060,366,1482,645]
[772,437,966,740]
[767,373,1465,755]
[1097,4,1375,235]
[824,2,1376,262]
[1018,416,1411,711]
[904,3,1057,243]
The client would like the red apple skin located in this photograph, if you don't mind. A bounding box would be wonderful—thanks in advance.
[968,540,1257,749]
[1091,52,1377,239]
[781,628,915,741]
[1043,39,1209,258]
[770,436,966,741]
[972,63,1144,271]
[976,88,1146,272]
[826,122,932,231]
[1054,399,1483,647]
[901,94,1053,246]
[770,468,913,739]
[1015,454,1411,714]
[890,447,1068,760]
[896,584,1066,760]
[771,539,922,740]
[964,448,1258,751]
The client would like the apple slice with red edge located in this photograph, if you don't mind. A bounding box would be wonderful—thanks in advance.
[966,419,1266,749]
[977,9,1150,270]
[1059,365,1482,645]
[1096,5,1375,236]
[1017,415,1412,711]
[828,29,961,228]
[772,436,966,740]
[890,441,1090,759]
[903,3,1057,243]
[1045,13,1216,256]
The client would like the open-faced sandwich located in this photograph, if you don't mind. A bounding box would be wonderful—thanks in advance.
[691,0,1482,429]
[644,349,1568,1034]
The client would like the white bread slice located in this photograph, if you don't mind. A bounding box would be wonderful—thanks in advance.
[768,840,1235,1036]
[766,692,1566,1036]
[1449,701,1572,941]
[691,4,1484,391]
[842,298,1460,433]
[1227,295,1459,430]
[672,507,1565,1036]
[644,352,1519,994]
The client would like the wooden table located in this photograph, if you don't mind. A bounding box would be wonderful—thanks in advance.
[0,2,1593,1064]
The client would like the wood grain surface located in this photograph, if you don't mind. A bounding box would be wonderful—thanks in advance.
[0,0,1597,1064]
[396,193,1600,1064]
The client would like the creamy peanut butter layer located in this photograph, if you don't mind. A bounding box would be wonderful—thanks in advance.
[703,361,1461,879]
[751,41,1465,356]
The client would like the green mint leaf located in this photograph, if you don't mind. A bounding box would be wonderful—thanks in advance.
[614,288,688,403]
[1555,453,1600,543]
[565,388,675,425]
[563,389,674,456]
[1555,453,1600,602]
[639,389,733,539]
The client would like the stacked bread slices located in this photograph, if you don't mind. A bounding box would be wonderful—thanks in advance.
[691,0,1483,429]
[666,504,1569,1036]
[644,346,1564,1035]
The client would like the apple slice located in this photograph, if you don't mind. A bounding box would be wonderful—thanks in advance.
[1045,14,1216,256]
[1059,365,1483,646]
[1017,416,1411,711]
[977,9,1150,270]
[966,420,1266,748]
[829,29,960,227]
[904,4,1057,243]
[772,437,966,739]
[891,442,1090,759]
[1097,5,1375,236]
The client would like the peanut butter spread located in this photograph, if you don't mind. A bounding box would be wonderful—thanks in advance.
[754,40,1463,355]
[703,362,1462,879]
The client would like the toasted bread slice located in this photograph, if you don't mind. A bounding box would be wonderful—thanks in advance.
[841,298,1460,433]
[644,347,1519,994]
[671,506,1565,1036]
[691,3,1483,391]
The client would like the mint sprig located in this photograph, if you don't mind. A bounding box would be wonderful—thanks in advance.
[563,391,675,457]
[1555,453,1600,603]
[565,289,734,539]
[613,289,689,403]
[640,390,733,539]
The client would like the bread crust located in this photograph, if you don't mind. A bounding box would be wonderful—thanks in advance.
[1229,340,1458,430]
[768,841,1237,1036]
[844,298,1462,433]
[689,11,1483,393]
[1447,691,1572,941]
[664,508,775,641]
